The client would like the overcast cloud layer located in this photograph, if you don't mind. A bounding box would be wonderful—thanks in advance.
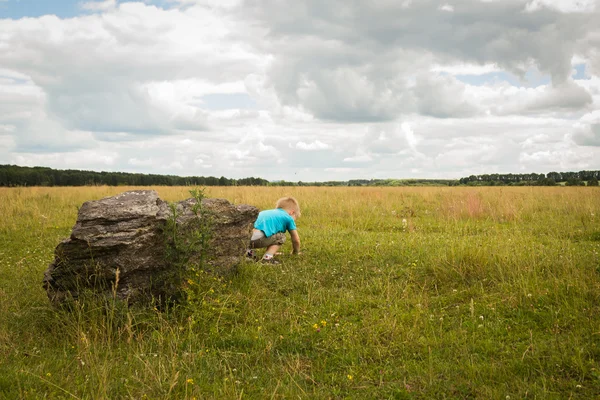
[1,0,599,181]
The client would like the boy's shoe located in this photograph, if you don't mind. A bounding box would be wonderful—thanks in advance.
[246,249,258,261]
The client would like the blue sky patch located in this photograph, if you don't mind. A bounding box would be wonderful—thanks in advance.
[523,68,551,87]
[0,0,175,19]
[572,64,589,80]
[455,71,521,87]
[0,74,29,85]
[455,68,550,88]
[0,0,86,19]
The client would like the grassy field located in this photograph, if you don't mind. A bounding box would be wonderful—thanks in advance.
[0,186,599,399]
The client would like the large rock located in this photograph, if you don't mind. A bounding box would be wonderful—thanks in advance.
[43,190,258,306]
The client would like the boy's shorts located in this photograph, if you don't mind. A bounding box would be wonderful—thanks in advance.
[250,231,286,249]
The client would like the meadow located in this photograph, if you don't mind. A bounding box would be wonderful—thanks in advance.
[0,186,599,399]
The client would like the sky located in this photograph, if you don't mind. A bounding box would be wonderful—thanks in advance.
[1,0,599,181]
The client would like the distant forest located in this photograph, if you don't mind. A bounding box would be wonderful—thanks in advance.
[0,164,455,187]
[0,164,598,187]
[458,171,599,186]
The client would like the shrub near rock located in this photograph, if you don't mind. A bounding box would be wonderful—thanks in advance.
[43,190,258,307]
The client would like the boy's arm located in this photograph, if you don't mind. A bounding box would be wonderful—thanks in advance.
[289,229,301,254]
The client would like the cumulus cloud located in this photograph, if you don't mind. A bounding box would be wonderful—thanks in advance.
[343,153,372,163]
[439,4,454,12]
[0,3,259,135]
[0,0,599,180]
[295,140,330,150]
[413,74,481,118]
[572,123,600,146]
[461,78,593,117]
[128,157,153,167]
[244,0,598,121]
[519,148,594,170]
[572,110,600,146]
[401,122,420,152]
[80,0,117,12]
[431,63,500,75]
[13,149,119,170]
[270,52,419,122]
[525,0,597,13]
[523,80,593,112]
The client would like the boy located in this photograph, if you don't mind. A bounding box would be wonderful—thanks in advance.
[247,196,301,264]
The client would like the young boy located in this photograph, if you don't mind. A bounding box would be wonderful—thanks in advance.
[247,197,301,264]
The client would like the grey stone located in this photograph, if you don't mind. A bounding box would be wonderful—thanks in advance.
[43,190,258,306]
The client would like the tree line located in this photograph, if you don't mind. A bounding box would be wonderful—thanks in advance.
[0,165,269,187]
[458,171,600,186]
[0,165,460,187]
[1,164,599,187]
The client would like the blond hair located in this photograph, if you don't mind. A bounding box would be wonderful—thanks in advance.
[276,196,301,217]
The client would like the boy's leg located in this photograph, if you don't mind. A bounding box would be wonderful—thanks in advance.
[262,244,281,260]
[250,233,286,262]
[247,230,266,259]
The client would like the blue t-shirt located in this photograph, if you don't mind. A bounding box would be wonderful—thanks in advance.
[254,208,297,238]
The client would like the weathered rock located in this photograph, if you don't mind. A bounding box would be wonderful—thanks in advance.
[43,190,258,306]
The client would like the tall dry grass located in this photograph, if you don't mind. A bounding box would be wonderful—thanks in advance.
[0,186,599,398]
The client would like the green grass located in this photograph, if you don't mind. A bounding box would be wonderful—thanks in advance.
[0,186,599,399]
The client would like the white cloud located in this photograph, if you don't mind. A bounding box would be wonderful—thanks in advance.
[430,63,500,75]
[401,122,419,151]
[414,74,481,118]
[295,140,330,151]
[80,0,117,12]
[462,79,593,117]
[0,124,15,133]
[13,149,118,169]
[0,0,599,181]
[343,153,372,163]
[128,158,153,167]
[519,148,595,170]
[169,0,242,7]
[168,160,184,170]
[525,0,597,13]
[1,2,259,135]
[523,80,592,112]
[571,110,600,146]
[0,134,15,158]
